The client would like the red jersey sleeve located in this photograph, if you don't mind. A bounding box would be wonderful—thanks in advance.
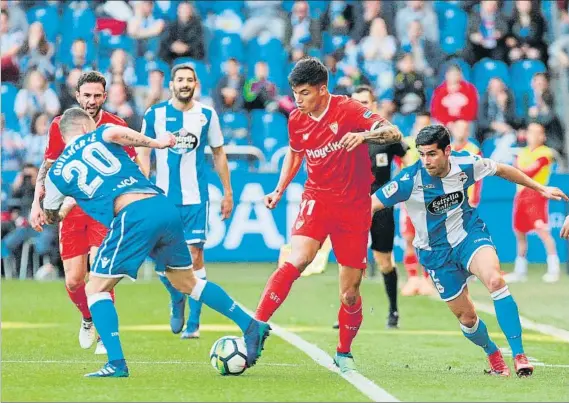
[44,117,65,161]
[287,110,304,153]
[344,98,386,132]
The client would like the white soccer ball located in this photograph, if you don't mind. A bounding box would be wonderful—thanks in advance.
[209,336,248,376]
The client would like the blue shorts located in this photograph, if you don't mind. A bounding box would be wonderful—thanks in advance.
[417,224,495,301]
[91,195,192,280]
[177,202,209,246]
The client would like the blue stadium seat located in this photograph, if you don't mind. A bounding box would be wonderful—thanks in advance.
[220,111,250,145]
[308,0,328,19]
[194,1,214,18]
[282,0,295,12]
[98,32,136,58]
[26,5,60,43]
[1,83,19,131]
[509,60,546,96]
[246,37,287,90]
[322,31,349,55]
[61,4,96,41]
[55,37,96,67]
[209,32,245,78]
[172,57,212,95]
[153,0,178,21]
[392,113,416,137]
[250,110,288,158]
[437,57,471,85]
[472,58,510,94]
[135,58,171,87]
[436,3,467,55]
[212,1,244,15]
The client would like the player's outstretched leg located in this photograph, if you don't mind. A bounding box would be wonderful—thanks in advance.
[334,266,364,374]
[255,262,301,321]
[84,276,129,378]
[470,247,534,377]
[158,272,187,334]
[182,266,206,339]
[166,269,271,368]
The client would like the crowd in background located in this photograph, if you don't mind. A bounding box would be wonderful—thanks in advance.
[1,0,569,277]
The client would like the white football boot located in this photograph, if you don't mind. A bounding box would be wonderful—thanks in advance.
[79,319,96,349]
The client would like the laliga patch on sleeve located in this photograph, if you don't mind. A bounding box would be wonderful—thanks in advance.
[382,181,399,198]
[363,110,373,118]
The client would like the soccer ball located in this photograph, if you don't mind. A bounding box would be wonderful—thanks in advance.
[209,336,248,376]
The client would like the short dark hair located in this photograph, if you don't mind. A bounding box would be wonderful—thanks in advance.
[171,63,197,80]
[416,125,451,150]
[59,107,93,136]
[533,71,550,81]
[288,57,328,88]
[353,85,375,101]
[416,110,431,118]
[76,71,106,92]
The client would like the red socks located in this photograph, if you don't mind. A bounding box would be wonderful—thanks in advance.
[404,253,419,277]
[337,296,363,354]
[66,283,116,320]
[255,262,301,322]
[66,282,92,320]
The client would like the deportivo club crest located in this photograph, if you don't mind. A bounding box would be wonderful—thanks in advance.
[170,128,200,155]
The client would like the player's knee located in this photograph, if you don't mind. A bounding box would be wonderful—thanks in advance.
[487,273,506,292]
[457,311,478,328]
[340,289,360,306]
[377,260,393,274]
[65,273,84,291]
[288,254,313,272]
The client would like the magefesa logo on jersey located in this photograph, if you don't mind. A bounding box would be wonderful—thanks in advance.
[427,191,464,215]
[170,127,199,155]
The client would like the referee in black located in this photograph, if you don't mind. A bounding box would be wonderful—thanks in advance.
[353,85,408,329]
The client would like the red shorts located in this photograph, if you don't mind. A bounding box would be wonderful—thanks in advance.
[291,192,371,269]
[399,207,415,240]
[513,190,549,234]
[59,207,108,260]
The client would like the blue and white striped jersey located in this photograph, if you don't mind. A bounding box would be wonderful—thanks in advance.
[142,100,224,205]
[375,151,498,251]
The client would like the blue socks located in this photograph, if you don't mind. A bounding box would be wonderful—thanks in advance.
[492,286,524,356]
[87,292,125,366]
[190,278,252,332]
[159,273,185,303]
[461,317,498,355]
[187,268,206,331]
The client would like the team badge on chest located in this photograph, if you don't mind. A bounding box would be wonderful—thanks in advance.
[329,122,338,134]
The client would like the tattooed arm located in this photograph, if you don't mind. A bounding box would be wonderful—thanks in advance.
[339,121,403,152]
[102,126,176,149]
[30,159,54,231]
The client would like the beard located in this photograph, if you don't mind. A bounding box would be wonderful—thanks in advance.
[81,103,103,119]
[174,87,195,103]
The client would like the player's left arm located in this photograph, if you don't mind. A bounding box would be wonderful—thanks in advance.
[42,175,66,225]
[494,162,569,201]
[208,109,233,220]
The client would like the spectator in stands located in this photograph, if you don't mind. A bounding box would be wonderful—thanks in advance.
[15,69,60,131]
[0,9,25,82]
[430,64,478,126]
[324,51,345,93]
[214,58,245,113]
[477,77,518,141]
[522,72,565,156]
[506,0,547,63]
[464,0,508,64]
[549,32,569,76]
[104,49,136,87]
[127,0,165,58]
[377,94,396,123]
[359,18,397,63]
[18,22,55,80]
[0,114,25,172]
[393,53,426,116]
[58,68,82,111]
[159,2,205,63]
[243,61,278,112]
[134,68,169,115]
[320,0,362,39]
[353,0,397,42]
[105,81,141,129]
[395,1,439,44]
[24,112,49,167]
[559,0,569,34]
[401,20,444,83]
[241,0,285,42]
[55,39,95,82]
[284,1,321,61]
[0,0,28,36]
[335,65,374,97]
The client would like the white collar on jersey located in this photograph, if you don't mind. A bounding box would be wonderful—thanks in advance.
[308,94,334,122]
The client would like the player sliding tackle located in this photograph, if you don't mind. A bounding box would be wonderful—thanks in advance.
[255,57,403,374]
[41,108,270,378]
[371,125,569,377]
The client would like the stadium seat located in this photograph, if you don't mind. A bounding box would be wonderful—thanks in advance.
[250,110,288,159]
[212,1,244,15]
[472,58,510,94]
[308,0,328,19]
[437,57,472,85]
[435,2,468,55]
[322,31,349,55]
[246,36,287,90]
[55,37,96,68]
[209,32,245,78]
[392,113,416,137]
[509,60,546,97]
[172,57,212,95]
[26,5,60,44]
[135,58,171,87]
[194,1,214,18]
[153,0,178,21]
[1,83,19,131]
[98,32,136,58]
[220,111,250,145]
[61,4,96,41]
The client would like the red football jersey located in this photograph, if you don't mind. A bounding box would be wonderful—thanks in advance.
[44,110,137,161]
[288,95,385,204]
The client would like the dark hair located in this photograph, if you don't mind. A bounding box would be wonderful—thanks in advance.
[59,107,92,136]
[416,110,431,118]
[446,64,462,74]
[76,71,107,92]
[30,112,47,134]
[171,63,197,80]
[1,9,8,17]
[533,71,550,81]
[353,85,375,101]
[416,125,451,150]
[288,56,328,88]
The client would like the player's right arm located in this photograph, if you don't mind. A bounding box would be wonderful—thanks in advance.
[561,215,569,239]
[494,162,568,201]
[42,175,66,226]
[265,148,304,209]
[101,125,175,150]
[136,108,156,178]
[371,167,416,213]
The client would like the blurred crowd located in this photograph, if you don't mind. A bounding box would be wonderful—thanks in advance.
[1,0,569,277]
